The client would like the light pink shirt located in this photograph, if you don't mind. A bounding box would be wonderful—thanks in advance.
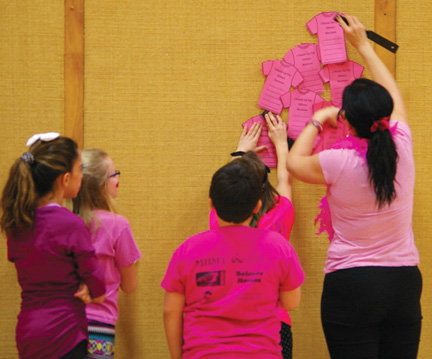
[85,211,142,325]
[319,121,419,273]
[161,226,304,358]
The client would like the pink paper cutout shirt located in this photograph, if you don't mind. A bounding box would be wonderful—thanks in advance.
[312,101,350,154]
[283,43,324,94]
[281,89,324,146]
[306,11,347,65]
[319,60,364,106]
[242,114,287,168]
[258,60,303,115]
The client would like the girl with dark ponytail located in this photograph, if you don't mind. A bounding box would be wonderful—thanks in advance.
[1,133,106,359]
[286,15,422,359]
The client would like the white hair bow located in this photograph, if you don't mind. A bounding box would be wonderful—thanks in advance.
[26,132,60,147]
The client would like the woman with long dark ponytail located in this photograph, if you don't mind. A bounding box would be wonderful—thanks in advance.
[286,15,422,358]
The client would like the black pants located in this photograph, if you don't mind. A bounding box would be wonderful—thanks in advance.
[321,266,422,359]
[59,340,88,359]
[280,321,293,359]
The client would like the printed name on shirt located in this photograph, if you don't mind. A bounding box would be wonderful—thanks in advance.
[195,256,226,267]
[236,270,263,284]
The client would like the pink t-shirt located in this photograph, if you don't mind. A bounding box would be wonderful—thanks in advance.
[161,225,304,359]
[258,60,303,114]
[281,89,325,144]
[85,210,142,325]
[319,120,419,274]
[306,12,347,65]
[209,196,296,325]
[319,60,364,106]
[283,43,324,94]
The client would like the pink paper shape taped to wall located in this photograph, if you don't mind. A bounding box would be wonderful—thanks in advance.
[242,114,287,168]
[306,11,347,65]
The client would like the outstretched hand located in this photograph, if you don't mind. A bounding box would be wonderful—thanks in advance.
[264,112,288,148]
[312,106,340,128]
[336,15,369,51]
[235,122,267,153]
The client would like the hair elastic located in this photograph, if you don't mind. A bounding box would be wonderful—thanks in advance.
[370,117,390,133]
[21,152,35,164]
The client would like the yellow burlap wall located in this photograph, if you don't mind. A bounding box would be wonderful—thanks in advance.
[1,1,431,358]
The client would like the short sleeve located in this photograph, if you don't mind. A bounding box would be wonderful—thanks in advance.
[258,196,295,240]
[306,16,318,35]
[280,91,292,108]
[161,246,186,294]
[114,219,142,268]
[353,61,364,79]
[319,66,330,83]
[262,60,274,76]
[292,70,303,88]
[283,50,294,65]
[279,242,305,291]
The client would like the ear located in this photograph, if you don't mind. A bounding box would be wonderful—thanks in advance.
[61,172,71,188]
[252,199,262,214]
[209,198,215,210]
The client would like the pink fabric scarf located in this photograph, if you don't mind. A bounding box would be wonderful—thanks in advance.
[314,123,398,241]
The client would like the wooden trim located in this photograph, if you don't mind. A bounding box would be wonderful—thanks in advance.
[64,0,84,149]
[375,0,397,77]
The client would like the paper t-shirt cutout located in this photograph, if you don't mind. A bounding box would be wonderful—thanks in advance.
[283,43,324,94]
[258,60,303,115]
[281,89,324,146]
[307,11,347,65]
[319,60,364,107]
[312,101,350,154]
[242,114,288,168]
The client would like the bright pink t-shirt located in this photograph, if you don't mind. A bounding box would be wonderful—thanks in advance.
[210,197,295,325]
[85,210,142,325]
[318,120,419,274]
[161,225,304,359]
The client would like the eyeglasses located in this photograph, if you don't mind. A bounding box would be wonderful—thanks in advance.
[108,170,121,178]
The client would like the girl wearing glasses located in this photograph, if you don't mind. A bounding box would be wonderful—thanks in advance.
[1,134,106,359]
[73,149,142,359]
[209,112,296,359]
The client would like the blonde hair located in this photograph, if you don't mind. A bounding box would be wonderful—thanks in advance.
[72,149,117,228]
[1,137,79,236]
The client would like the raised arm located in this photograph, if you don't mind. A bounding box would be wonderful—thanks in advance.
[265,112,292,200]
[336,15,408,124]
[232,122,267,158]
[286,106,339,184]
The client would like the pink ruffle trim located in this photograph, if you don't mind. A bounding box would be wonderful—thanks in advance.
[314,122,398,241]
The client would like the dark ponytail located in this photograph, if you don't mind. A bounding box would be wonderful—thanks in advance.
[342,79,397,208]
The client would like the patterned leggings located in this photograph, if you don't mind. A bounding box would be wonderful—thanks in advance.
[87,321,116,359]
